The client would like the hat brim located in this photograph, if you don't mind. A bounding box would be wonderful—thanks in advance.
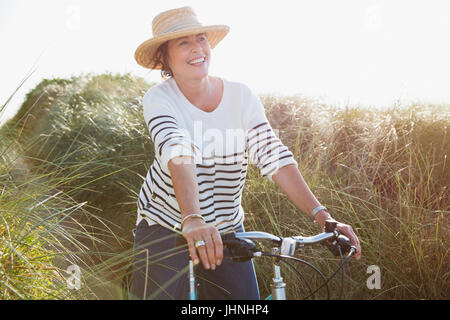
[134,25,230,69]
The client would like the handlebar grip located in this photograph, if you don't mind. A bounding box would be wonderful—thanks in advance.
[222,232,258,262]
[174,230,237,247]
[174,232,258,262]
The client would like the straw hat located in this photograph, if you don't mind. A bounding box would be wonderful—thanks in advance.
[134,6,230,69]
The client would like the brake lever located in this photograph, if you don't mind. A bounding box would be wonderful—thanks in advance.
[321,219,355,256]
[324,234,353,257]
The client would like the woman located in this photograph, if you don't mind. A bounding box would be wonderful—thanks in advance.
[131,6,361,300]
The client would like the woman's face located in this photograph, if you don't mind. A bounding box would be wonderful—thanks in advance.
[166,33,211,81]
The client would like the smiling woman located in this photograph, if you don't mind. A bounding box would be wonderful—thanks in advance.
[151,33,210,80]
[167,33,211,80]
[130,6,361,301]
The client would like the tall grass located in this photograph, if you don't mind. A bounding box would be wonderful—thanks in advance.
[243,95,449,299]
[0,115,99,299]
[1,72,448,299]
[1,72,153,299]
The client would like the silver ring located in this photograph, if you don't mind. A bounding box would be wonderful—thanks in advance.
[194,240,206,248]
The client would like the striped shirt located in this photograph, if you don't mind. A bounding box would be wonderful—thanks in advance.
[136,77,298,233]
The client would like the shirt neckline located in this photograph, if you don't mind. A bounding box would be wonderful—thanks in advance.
[170,77,226,117]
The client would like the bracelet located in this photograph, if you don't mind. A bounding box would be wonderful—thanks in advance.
[181,213,205,231]
[311,205,327,222]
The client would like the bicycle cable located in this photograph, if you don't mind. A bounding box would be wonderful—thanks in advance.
[280,259,322,300]
[278,259,317,300]
[260,252,330,300]
[261,247,354,300]
[338,246,345,300]
[301,249,354,300]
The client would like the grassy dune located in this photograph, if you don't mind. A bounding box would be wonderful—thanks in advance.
[0,73,448,299]
[245,95,449,299]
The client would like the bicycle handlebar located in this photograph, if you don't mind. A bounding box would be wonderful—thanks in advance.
[222,220,356,261]
[175,220,356,261]
[231,229,338,246]
[232,231,282,244]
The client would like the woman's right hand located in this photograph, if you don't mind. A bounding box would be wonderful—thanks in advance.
[181,218,223,270]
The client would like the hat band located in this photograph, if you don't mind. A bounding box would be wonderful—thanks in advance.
[158,20,203,36]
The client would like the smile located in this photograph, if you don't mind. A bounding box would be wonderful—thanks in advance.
[188,57,205,65]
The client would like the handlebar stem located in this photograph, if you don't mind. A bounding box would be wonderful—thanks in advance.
[188,260,196,300]
[271,248,287,300]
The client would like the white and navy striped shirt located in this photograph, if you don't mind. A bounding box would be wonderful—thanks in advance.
[136,77,298,233]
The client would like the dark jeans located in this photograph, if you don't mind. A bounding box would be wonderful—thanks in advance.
[129,219,260,300]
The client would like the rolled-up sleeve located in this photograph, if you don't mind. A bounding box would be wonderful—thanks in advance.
[143,92,202,170]
[245,90,298,182]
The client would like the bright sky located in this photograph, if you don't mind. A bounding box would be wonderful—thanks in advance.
[1,0,450,126]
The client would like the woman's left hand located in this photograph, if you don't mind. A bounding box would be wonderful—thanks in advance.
[334,221,361,260]
[315,211,361,260]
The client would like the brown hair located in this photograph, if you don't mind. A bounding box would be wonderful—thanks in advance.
[151,41,173,79]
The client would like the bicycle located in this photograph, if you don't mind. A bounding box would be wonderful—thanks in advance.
[122,219,357,300]
[183,219,357,300]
